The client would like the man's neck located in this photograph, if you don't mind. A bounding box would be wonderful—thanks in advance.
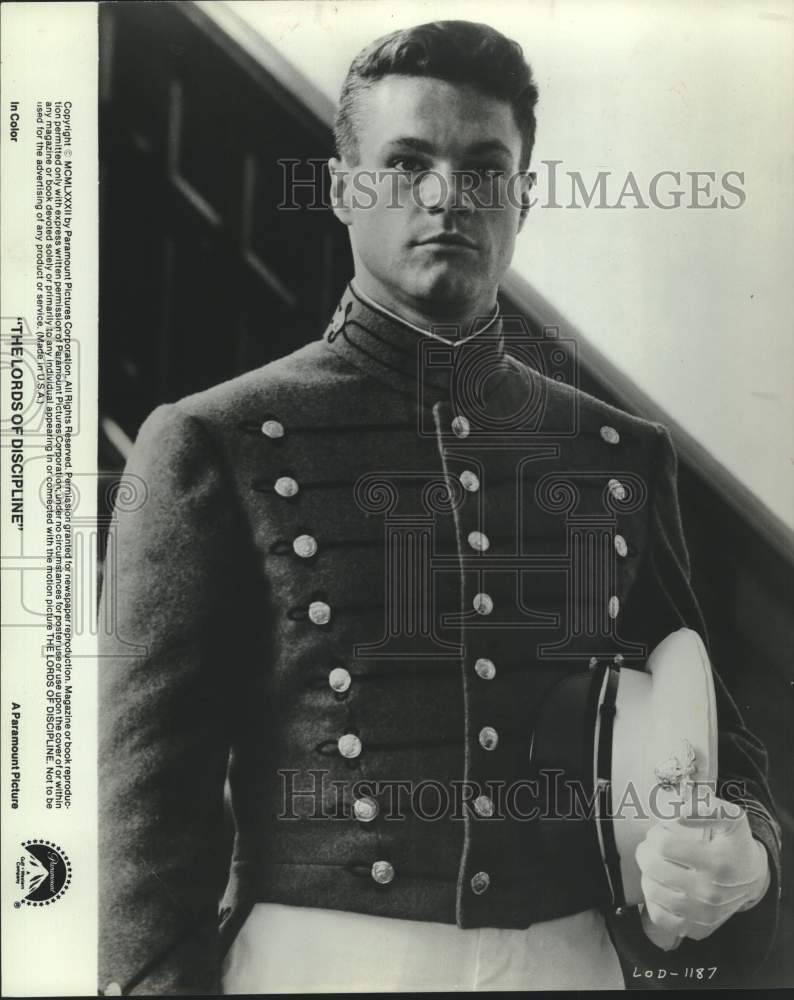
[350,278,497,341]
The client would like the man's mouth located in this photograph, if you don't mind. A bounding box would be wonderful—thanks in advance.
[414,232,478,250]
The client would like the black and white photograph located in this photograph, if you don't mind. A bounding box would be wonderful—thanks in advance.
[1,1,792,995]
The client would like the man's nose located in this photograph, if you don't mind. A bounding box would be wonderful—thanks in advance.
[416,170,475,214]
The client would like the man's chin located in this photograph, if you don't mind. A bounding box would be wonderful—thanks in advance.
[408,267,486,314]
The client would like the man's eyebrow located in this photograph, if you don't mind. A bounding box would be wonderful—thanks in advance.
[463,140,514,158]
[381,137,436,154]
[380,137,514,158]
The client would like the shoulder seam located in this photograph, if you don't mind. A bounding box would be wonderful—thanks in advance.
[170,401,255,557]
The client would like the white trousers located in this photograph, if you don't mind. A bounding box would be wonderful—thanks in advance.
[221,902,625,992]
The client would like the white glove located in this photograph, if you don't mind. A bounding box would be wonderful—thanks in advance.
[636,786,770,950]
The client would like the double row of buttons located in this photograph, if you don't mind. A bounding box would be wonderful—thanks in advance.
[452,415,622,446]
[364,855,490,895]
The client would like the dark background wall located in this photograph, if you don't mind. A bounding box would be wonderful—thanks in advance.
[98,1,792,984]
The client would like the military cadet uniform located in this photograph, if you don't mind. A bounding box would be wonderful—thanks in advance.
[98,284,781,994]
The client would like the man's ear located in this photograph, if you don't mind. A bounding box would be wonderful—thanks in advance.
[516,170,535,233]
[328,157,353,226]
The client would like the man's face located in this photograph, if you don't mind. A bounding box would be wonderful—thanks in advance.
[330,75,531,326]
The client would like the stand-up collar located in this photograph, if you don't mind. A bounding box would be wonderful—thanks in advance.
[322,283,509,402]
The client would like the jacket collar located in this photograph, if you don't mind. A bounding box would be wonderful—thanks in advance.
[322,283,509,403]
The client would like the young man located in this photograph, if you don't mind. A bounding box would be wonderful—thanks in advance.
[98,21,780,994]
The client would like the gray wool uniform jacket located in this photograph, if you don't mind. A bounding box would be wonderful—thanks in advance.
[98,285,781,995]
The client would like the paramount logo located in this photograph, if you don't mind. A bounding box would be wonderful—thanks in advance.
[14,839,72,908]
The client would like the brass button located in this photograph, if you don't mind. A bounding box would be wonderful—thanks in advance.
[468,531,490,553]
[607,478,627,501]
[460,470,480,492]
[451,415,471,438]
[261,419,284,439]
[470,871,491,895]
[478,726,499,751]
[328,667,351,693]
[338,733,362,759]
[608,595,620,620]
[600,425,620,445]
[474,794,494,817]
[371,860,395,884]
[308,601,331,625]
[473,593,493,615]
[293,534,318,558]
[475,657,496,680]
[275,476,299,498]
[353,796,379,822]
[614,534,628,558]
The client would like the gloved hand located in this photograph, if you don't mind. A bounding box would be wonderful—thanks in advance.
[635,786,771,950]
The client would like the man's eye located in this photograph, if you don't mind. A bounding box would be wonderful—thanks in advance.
[467,166,505,180]
[389,157,428,176]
